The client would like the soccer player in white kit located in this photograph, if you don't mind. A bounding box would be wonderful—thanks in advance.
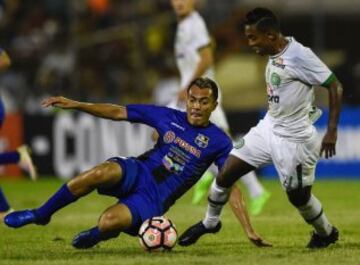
[170,0,270,217]
[179,7,343,249]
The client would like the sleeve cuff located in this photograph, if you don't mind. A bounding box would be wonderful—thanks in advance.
[321,73,336,88]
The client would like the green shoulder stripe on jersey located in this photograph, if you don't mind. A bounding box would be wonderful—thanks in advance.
[321,73,336,88]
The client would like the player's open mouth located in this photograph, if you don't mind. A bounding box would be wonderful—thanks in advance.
[191,113,202,118]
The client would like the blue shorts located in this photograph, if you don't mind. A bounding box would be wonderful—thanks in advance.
[97,157,162,236]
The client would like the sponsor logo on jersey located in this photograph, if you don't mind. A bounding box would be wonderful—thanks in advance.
[267,83,280,103]
[268,95,280,103]
[163,131,176,143]
[271,57,285,69]
[171,122,185,131]
[164,131,202,157]
[174,137,201,158]
[162,154,184,174]
[195,134,209,148]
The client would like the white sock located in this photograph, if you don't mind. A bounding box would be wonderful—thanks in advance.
[240,171,264,198]
[207,164,218,176]
[297,194,333,236]
[202,180,230,229]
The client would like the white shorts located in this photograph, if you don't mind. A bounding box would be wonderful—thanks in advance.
[167,99,229,132]
[231,117,321,191]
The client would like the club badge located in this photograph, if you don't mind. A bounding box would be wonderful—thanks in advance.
[195,134,209,148]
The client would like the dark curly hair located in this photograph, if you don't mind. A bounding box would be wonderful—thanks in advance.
[244,7,280,33]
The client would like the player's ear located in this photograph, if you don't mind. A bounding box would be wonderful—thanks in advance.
[267,31,277,41]
[212,100,218,111]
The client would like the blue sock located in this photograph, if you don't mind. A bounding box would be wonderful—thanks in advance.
[90,226,119,241]
[0,151,20,165]
[0,188,10,212]
[90,226,101,240]
[35,184,78,220]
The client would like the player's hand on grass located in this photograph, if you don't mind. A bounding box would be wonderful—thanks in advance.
[247,232,273,247]
[320,129,337,159]
[42,96,79,109]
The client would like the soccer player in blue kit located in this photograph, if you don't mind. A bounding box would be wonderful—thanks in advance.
[0,48,37,222]
[5,77,268,248]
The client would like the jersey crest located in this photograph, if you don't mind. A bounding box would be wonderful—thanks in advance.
[195,134,209,148]
[271,72,281,87]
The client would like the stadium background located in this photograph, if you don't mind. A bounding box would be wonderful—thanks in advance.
[0,0,359,179]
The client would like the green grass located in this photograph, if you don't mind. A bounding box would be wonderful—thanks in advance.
[1,179,360,265]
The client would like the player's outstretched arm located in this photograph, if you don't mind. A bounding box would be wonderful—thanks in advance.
[320,78,343,159]
[192,46,213,80]
[229,185,272,247]
[41,96,128,121]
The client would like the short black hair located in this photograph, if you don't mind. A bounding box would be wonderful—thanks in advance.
[244,7,280,33]
[187,77,218,101]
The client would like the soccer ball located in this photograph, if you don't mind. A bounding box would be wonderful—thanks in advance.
[138,216,178,251]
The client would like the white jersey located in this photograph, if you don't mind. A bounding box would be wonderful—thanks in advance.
[174,11,215,90]
[171,11,228,131]
[264,37,334,141]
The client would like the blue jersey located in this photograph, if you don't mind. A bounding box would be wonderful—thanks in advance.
[0,98,4,126]
[126,104,232,212]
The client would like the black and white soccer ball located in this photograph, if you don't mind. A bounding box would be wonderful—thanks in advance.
[138,216,177,251]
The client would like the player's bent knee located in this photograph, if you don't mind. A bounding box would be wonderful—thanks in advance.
[91,167,105,180]
[216,171,238,188]
[216,175,228,188]
[88,163,122,185]
[99,212,121,231]
[286,186,312,207]
[98,204,132,232]
[216,156,254,188]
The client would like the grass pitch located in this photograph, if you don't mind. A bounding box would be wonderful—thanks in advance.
[0,178,360,265]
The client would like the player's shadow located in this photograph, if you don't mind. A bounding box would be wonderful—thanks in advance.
[173,240,247,255]
[69,240,246,257]
[341,242,360,249]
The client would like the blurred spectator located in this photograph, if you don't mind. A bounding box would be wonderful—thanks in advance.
[334,54,360,105]
[0,1,356,110]
[152,59,179,106]
[35,31,75,99]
